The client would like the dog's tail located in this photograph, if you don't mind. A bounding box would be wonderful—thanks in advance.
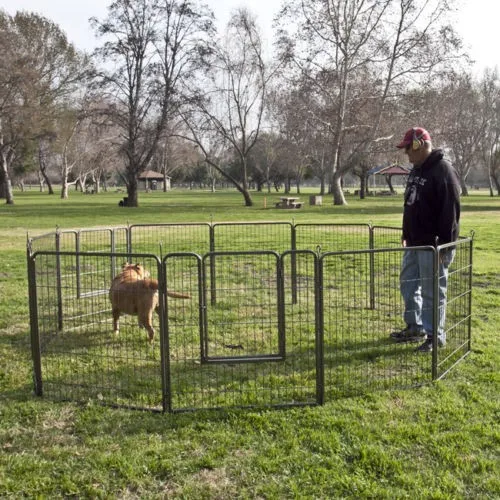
[166,290,191,299]
[142,279,190,299]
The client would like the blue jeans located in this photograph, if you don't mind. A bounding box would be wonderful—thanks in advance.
[400,248,455,345]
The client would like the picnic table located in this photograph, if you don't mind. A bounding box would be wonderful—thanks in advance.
[275,197,303,209]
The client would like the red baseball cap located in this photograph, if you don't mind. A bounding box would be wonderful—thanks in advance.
[396,127,431,149]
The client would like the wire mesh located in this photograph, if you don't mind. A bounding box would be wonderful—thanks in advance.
[295,223,371,252]
[320,248,432,398]
[436,239,473,377]
[32,252,163,410]
[27,223,473,412]
[372,226,403,248]
[212,222,293,253]
[130,223,211,256]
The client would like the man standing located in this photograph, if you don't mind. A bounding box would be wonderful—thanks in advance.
[390,127,461,352]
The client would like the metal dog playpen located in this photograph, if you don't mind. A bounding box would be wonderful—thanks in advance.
[27,223,473,412]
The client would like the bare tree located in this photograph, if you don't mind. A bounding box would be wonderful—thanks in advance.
[182,8,269,206]
[152,128,198,191]
[250,131,284,194]
[437,74,487,195]
[91,0,214,207]
[477,69,500,196]
[276,0,463,205]
[276,0,391,204]
[0,11,88,204]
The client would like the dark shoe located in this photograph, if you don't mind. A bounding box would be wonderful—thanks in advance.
[416,338,433,352]
[390,325,426,343]
[416,337,446,352]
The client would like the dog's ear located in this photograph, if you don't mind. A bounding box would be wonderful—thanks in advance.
[122,261,130,269]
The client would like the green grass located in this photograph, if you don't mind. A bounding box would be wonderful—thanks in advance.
[0,188,499,498]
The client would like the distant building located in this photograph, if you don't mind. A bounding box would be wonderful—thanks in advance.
[138,170,171,191]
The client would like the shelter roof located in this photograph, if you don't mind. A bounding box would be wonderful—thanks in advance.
[368,164,411,176]
[138,170,168,180]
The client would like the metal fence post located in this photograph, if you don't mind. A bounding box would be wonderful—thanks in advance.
[432,247,439,380]
[110,228,116,281]
[277,253,286,358]
[209,223,216,305]
[27,246,43,396]
[291,223,297,304]
[316,253,325,405]
[369,225,375,310]
[467,233,474,352]
[76,230,81,299]
[158,258,170,413]
[55,230,63,331]
[126,224,132,256]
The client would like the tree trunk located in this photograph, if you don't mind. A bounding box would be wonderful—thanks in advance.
[460,178,469,196]
[319,176,326,196]
[61,160,69,199]
[163,161,169,192]
[42,171,54,194]
[101,171,107,192]
[127,176,139,207]
[359,175,366,199]
[385,174,395,194]
[242,188,252,206]
[332,171,346,205]
[38,144,54,195]
[0,153,14,204]
[0,168,5,199]
[38,171,45,192]
[492,173,500,195]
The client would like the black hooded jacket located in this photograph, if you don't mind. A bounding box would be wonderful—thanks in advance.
[402,149,461,247]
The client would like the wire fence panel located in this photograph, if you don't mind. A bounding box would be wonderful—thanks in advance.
[437,238,473,378]
[164,251,318,411]
[212,222,293,253]
[112,227,129,254]
[29,232,58,254]
[76,229,114,299]
[295,224,371,252]
[130,223,211,256]
[202,251,283,361]
[26,224,473,412]
[372,226,403,248]
[281,251,319,405]
[320,248,432,398]
[163,253,203,412]
[31,252,163,410]
[77,229,113,252]
[168,251,288,411]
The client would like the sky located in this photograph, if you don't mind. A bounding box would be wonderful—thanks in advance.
[0,0,498,72]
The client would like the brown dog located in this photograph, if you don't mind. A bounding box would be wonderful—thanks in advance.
[109,263,190,342]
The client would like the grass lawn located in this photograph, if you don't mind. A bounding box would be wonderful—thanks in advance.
[0,188,499,498]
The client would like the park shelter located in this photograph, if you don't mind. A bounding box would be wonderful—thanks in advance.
[368,163,411,177]
[368,163,411,191]
[138,170,171,191]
